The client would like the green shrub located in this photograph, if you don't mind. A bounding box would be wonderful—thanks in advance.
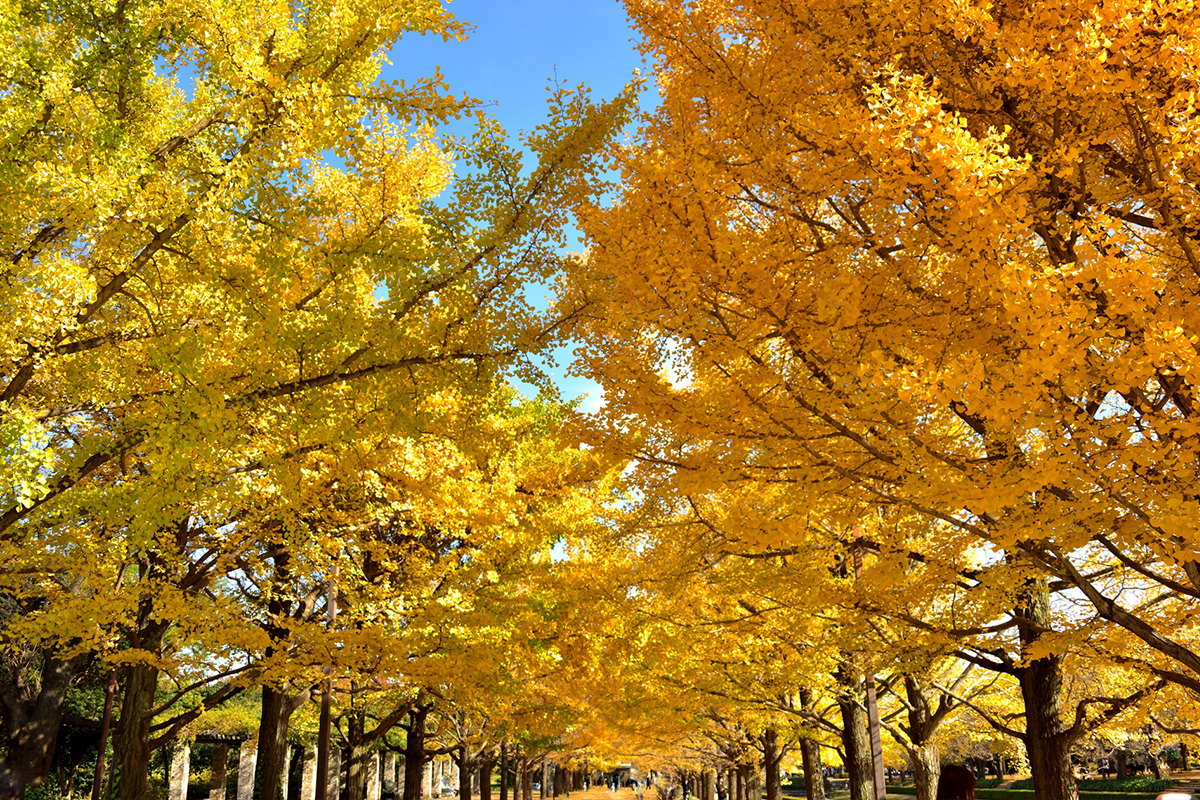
[1077,778,1175,792]
[1005,776,1172,793]
[856,777,1173,800]
[886,777,1004,793]
[970,790,1162,800]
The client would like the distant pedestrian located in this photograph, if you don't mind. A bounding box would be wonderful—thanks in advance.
[936,766,976,800]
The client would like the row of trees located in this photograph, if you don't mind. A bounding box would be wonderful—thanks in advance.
[0,0,634,797]
[548,0,1200,799]
[7,2,1200,800]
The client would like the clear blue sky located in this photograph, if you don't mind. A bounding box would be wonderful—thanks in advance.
[386,0,643,135]
[383,0,645,411]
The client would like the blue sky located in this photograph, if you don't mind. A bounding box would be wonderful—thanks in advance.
[385,0,643,134]
[383,0,645,412]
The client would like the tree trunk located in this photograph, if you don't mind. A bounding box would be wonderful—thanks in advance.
[0,652,79,800]
[479,759,493,800]
[499,746,508,800]
[1016,579,1078,800]
[92,670,119,800]
[1151,750,1170,780]
[897,675,941,800]
[800,739,824,800]
[746,766,760,800]
[459,749,471,800]
[255,687,295,800]
[909,744,939,800]
[402,709,428,800]
[114,621,168,800]
[763,730,781,800]
[346,713,369,800]
[745,764,756,800]
[287,747,304,800]
[1115,751,1128,779]
[255,552,312,800]
[838,681,874,800]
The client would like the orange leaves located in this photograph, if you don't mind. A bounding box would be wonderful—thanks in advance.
[548,0,1200,739]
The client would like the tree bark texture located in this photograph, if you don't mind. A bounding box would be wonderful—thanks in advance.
[838,680,874,800]
[909,744,939,800]
[346,713,368,800]
[763,729,781,800]
[458,749,471,800]
[0,652,79,800]
[479,759,493,800]
[255,687,296,800]
[799,738,824,800]
[402,709,428,800]
[499,746,508,800]
[114,618,169,800]
[1017,579,1078,800]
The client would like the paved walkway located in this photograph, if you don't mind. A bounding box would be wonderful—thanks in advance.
[441,787,923,800]
[440,788,644,800]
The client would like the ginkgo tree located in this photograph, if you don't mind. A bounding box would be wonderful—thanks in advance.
[564,1,1200,799]
[0,0,638,795]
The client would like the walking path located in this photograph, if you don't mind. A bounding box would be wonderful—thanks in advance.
[441,788,645,800]
[1170,770,1200,794]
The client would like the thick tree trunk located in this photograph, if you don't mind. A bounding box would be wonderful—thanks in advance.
[114,620,167,800]
[800,739,824,800]
[479,759,493,800]
[0,652,79,800]
[899,675,941,800]
[255,552,313,800]
[346,714,369,800]
[746,767,760,800]
[909,744,939,800]
[763,730,781,800]
[402,709,428,800]
[255,687,295,800]
[838,683,873,800]
[1017,579,1078,800]
[458,749,471,800]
